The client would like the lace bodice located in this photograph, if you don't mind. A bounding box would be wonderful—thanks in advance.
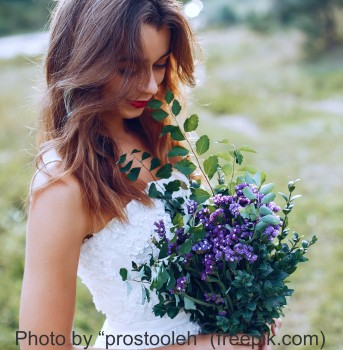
[77,174,201,349]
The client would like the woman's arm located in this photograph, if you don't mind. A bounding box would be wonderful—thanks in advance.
[19,171,98,350]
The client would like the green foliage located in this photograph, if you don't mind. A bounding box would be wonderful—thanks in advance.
[271,0,343,54]
[0,0,53,36]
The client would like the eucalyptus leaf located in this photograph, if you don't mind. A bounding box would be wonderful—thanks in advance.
[243,186,256,200]
[184,114,199,132]
[261,214,280,225]
[184,296,197,310]
[196,135,210,155]
[261,192,276,204]
[260,183,274,195]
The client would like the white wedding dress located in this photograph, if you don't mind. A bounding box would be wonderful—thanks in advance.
[37,149,201,349]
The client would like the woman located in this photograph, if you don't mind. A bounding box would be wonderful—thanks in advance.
[19,1,281,349]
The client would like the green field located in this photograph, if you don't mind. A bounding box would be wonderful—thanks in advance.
[1,27,342,349]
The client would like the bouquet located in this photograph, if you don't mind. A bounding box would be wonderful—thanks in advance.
[118,91,317,337]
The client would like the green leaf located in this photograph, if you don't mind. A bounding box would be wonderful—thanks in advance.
[260,183,274,195]
[174,159,196,176]
[278,192,289,202]
[164,180,181,192]
[253,172,262,187]
[165,90,174,104]
[127,167,141,181]
[150,157,161,171]
[234,149,243,165]
[261,193,276,204]
[238,145,256,153]
[259,206,273,216]
[190,188,211,204]
[215,139,230,144]
[156,163,173,179]
[239,165,258,173]
[131,149,141,154]
[142,152,151,161]
[116,154,127,165]
[184,114,199,132]
[152,109,169,121]
[216,152,231,161]
[119,268,128,281]
[171,127,185,141]
[255,221,268,233]
[196,135,210,155]
[172,99,182,116]
[222,163,233,177]
[120,160,133,173]
[178,239,193,255]
[243,186,256,200]
[168,146,189,158]
[147,99,162,109]
[184,296,196,310]
[261,214,280,225]
[148,183,162,198]
[245,172,256,185]
[161,125,176,135]
[204,155,219,180]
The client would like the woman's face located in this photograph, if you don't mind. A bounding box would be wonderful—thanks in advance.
[104,24,171,120]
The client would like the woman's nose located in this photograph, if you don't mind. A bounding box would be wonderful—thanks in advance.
[145,70,159,96]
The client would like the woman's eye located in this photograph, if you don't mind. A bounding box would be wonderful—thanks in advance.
[154,62,168,70]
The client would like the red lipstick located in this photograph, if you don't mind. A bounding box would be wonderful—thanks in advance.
[128,100,149,109]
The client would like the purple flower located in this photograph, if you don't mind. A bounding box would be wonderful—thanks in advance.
[218,310,227,317]
[154,220,166,238]
[204,293,225,304]
[192,239,211,254]
[175,276,187,293]
[186,200,198,215]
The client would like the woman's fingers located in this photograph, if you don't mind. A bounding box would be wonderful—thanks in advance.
[271,318,283,336]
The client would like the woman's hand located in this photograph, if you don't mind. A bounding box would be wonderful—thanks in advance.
[258,318,283,350]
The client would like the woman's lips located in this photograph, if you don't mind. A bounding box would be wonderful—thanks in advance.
[128,100,149,109]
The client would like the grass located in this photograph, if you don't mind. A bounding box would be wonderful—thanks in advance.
[1,26,342,349]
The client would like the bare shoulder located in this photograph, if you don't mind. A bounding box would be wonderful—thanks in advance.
[28,162,91,244]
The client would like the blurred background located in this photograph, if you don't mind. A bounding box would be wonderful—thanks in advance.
[0,1,342,349]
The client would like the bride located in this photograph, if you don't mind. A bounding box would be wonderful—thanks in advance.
[19,0,281,349]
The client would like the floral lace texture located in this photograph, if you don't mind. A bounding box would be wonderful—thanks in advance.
[77,174,201,349]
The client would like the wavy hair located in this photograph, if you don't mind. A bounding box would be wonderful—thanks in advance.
[32,0,198,229]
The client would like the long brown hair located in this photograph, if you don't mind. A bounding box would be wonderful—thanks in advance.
[33,0,197,229]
